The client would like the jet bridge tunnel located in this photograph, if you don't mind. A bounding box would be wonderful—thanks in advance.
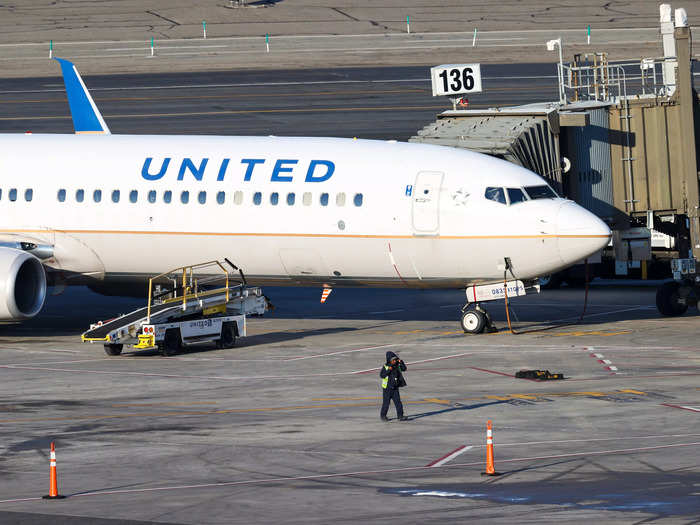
[410,4,700,296]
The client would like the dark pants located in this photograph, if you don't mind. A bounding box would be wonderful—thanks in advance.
[380,387,403,419]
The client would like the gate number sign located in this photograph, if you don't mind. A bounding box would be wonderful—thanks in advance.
[430,64,482,97]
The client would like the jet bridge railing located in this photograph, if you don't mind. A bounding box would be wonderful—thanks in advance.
[560,54,675,104]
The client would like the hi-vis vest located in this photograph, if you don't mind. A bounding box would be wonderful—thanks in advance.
[382,365,390,389]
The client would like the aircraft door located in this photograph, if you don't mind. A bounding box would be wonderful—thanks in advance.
[411,171,443,235]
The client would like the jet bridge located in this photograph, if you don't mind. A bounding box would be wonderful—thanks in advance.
[411,3,700,315]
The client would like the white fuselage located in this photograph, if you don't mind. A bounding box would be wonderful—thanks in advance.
[1,134,610,289]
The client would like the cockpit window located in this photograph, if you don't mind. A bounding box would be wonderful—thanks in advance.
[484,187,506,204]
[524,185,557,200]
[507,188,527,204]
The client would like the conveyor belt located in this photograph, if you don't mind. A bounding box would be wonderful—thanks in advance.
[82,302,182,340]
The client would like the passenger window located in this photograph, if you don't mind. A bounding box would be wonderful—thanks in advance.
[253,192,262,205]
[58,189,66,202]
[270,192,279,205]
[9,188,17,202]
[234,191,243,205]
[198,191,206,204]
[507,188,526,205]
[336,193,346,206]
[163,190,172,203]
[25,189,33,202]
[0,189,2,200]
[93,189,102,203]
[181,191,189,204]
[484,187,506,204]
[112,190,120,203]
[129,190,138,203]
[148,190,156,203]
[353,193,363,207]
[287,193,295,206]
[216,191,225,205]
[75,189,84,203]
[303,192,312,206]
[320,193,329,206]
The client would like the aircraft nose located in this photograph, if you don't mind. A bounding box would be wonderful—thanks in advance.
[557,201,611,265]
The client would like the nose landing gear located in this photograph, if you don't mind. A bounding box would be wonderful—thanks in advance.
[461,304,497,334]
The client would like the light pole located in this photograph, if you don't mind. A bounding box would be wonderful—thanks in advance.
[547,38,565,105]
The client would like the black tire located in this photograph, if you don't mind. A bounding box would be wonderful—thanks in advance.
[461,310,486,334]
[219,322,237,349]
[656,282,688,316]
[539,274,563,289]
[104,344,123,356]
[161,328,181,356]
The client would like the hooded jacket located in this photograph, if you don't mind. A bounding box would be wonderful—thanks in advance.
[380,351,407,389]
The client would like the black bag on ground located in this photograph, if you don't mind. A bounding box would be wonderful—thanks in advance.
[515,369,564,380]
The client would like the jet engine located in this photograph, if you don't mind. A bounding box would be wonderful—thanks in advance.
[0,247,47,320]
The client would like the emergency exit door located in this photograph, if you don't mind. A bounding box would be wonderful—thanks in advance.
[411,171,443,235]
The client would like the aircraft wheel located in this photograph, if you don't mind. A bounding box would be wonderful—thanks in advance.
[220,322,237,349]
[461,310,486,334]
[656,282,688,316]
[162,328,181,356]
[104,344,123,356]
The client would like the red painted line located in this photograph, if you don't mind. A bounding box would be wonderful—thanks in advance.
[468,366,514,378]
[661,403,700,413]
[425,445,467,467]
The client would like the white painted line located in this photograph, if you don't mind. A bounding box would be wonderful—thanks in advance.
[426,445,473,467]
[368,309,404,314]
[285,343,397,362]
[0,441,696,503]
[661,403,700,413]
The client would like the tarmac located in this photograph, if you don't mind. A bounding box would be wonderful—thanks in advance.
[0,6,699,524]
[0,1,699,77]
[0,284,698,524]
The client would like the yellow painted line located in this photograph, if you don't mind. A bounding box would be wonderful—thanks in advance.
[553,330,631,337]
[0,399,444,425]
[423,398,451,405]
[0,105,448,121]
[0,89,429,105]
[0,85,553,106]
[110,401,219,408]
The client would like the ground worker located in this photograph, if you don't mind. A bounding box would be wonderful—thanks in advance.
[380,351,408,421]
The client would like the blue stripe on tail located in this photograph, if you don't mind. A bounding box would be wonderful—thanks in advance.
[54,57,110,135]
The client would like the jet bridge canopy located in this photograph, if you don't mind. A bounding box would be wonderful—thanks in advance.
[409,104,564,192]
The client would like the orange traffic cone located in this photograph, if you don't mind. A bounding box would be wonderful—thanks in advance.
[43,442,66,499]
[481,420,501,476]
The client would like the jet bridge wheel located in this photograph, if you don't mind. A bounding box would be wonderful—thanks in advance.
[656,281,689,316]
[461,309,486,334]
[104,344,123,356]
[161,328,182,356]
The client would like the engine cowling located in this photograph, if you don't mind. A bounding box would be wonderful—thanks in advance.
[0,247,47,320]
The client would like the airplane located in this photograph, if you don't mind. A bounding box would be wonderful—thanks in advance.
[0,59,611,334]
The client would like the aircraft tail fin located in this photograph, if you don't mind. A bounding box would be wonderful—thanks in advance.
[54,58,111,135]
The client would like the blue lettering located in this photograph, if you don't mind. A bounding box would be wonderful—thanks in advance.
[271,159,297,182]
[177,158,208,181]
[241,158,265,182]
[216,158,230,181]
[305,160,335,182]
[142,157,170,181]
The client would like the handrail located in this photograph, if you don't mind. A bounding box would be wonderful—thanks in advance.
[146,260,232,323]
